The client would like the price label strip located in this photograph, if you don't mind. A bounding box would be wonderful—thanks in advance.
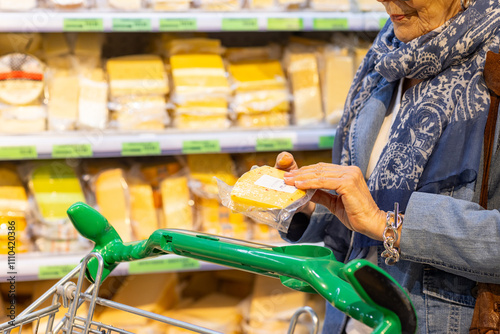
[63,18,104,32]
[256,138,293,151]
[313,18,349,31]
[182,140,221,154]
[267,18,303,31]
[52,144,93,158]
[129,257,200,274]
[39,264,78,280]
[112,18,151,32]
[159,18,197,31]
[222,18,259,31]
[318,135,335,149]
[0,146,37,160]
[122,142,161,156]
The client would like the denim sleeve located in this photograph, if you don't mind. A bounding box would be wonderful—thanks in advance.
[401,191,500,283]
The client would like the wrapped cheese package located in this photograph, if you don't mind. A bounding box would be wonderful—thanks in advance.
[217,165,314,232]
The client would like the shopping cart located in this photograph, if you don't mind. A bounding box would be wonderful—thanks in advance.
[0,202,418,334]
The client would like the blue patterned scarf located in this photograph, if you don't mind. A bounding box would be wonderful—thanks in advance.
[332,0,500,248]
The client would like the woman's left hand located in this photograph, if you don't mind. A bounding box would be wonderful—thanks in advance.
[284,163,386,241]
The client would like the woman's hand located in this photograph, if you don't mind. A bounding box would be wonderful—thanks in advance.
[283,163,387,241]
[274,152,316,217]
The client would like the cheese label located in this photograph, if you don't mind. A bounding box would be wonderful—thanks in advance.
[319,135,335,149]
[112,18,151,32]
[52,144,93,158]
[267,18,303,31]
[256,138,293,151]
[63,18,104,32]
[222,18,259,31]
[159,18,197,31]
[0,146,37,160]
[39,264,77,279]
[313,18,349,31]
[122,142,161,156]
[182,140,221,154]
[129,257,200,274]
[254,174,297,194]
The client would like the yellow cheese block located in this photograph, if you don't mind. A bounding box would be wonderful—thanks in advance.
[187,154,237,196]
[0,33,42,55]
[230,166,306,210]
[236,110,289,128]
[30,163,86,223]
[106,55,169,97]
[174,97,228,116]
[324,48,354,124]
[98,273,178,328]
[174,113,229,130]
[310,0,349,10]
[233,89,289,114]
[198,0,240,11]
[287,53,323,125]
[0,164,28,217]
[74,33,104,58]
[248,0,274,9]
[95,169,133,243]
[160,176,194,229]
[42,33,70,57]
[168,38,223,56]
[196,196,248,239]
[47,73,79,131]
[153,0,190,11]
[129,179,159,240]
[78,72,109,130]
[229,60,286,92]
[170,54,230,96]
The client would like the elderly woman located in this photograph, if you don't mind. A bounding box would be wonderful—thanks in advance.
[276,0,500,333]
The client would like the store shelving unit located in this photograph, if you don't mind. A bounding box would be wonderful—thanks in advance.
[0,10,388,32]
[0,7,387,281]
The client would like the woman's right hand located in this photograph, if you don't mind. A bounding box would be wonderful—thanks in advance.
[274,152,316,217]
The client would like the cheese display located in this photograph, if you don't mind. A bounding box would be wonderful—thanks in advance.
[230,165,306,210]
[129,178,159,240]
[153,0,190,11]
[287,53,323,126]
[98,273,179,328]
[324,47,354,124]
[167,38,223,57]
[42,33,70,58]
[94,169,134,243]
[311,0,349,10]
[160,176,194,230]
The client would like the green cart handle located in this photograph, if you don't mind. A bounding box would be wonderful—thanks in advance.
[67,202,417,334]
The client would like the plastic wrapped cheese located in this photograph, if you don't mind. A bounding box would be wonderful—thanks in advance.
[218,165,315,232]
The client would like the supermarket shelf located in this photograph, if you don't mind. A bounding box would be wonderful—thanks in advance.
[0,10,388,32]
[0,126,336,160]
[1,241,324,281]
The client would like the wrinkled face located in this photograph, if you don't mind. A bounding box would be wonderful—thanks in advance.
[377,0,462,42]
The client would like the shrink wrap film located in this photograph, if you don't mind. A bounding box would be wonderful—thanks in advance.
[95,168,134,243]
[78,69,109,130]
[218,166,314,232]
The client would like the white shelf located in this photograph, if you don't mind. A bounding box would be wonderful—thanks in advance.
[0,126,336,160]
[0,10,388,32]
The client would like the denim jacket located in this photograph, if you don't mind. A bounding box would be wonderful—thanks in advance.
[283,102,500,333]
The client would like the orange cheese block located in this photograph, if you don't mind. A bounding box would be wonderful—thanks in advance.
[129,179,159,240]
[230,166,306,210]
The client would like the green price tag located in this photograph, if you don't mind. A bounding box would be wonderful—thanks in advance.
[129,257,200,274]
[0,146,37,160]
[313,18,349,31]
[182,140,221,154]
[267,18,303,31]
[112,18,151,32]
[256,138,293,151]
[379,17,388,29]
[222,18,259,31]
[318,135,335,149]
[63,18,104,32]
[52,144,93,158]
[159,18,197,31]
[39,264,77,280]
[122,142,161,156]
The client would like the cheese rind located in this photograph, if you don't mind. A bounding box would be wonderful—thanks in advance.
[230,166,306,210]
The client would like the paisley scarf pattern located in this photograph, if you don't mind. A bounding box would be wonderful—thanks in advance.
[332,0,500,247]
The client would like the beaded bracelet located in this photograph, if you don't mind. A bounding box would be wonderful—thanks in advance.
[381,202,404,265]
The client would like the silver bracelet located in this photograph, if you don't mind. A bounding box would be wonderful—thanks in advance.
[381,202,403,265]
